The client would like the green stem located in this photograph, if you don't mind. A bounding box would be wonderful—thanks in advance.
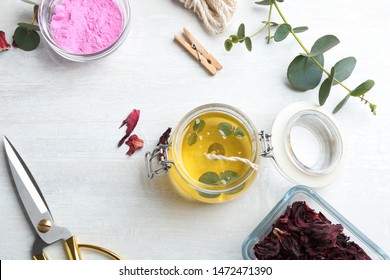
[266,3,274,43]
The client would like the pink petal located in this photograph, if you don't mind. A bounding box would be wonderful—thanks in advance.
[118,109,140,147]
[0,31,11,51]
[125,134,144,155]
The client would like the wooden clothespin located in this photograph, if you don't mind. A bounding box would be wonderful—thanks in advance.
[174,27,222,76]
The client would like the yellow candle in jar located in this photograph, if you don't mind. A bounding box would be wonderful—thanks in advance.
[168,110,259,203]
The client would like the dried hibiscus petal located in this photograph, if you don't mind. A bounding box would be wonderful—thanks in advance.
[0,31,11,51]
[125,134,144,155]
[158,127,172,145]
[118,109,140,147]
[118,109,144,156]
[253,201,371,260]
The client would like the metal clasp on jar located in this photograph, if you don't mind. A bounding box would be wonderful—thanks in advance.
[259,131,274,158]
[145,144,174,179]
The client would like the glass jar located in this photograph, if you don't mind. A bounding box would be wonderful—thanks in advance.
[146,102,345,203]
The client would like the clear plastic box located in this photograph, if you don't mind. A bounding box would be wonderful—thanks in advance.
[242,185,389,260]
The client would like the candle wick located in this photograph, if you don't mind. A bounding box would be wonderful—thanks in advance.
[204,153,259,171]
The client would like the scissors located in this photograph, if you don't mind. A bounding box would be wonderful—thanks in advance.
[3,136,123,260]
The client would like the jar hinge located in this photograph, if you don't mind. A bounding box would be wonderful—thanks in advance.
[259,131,274,158]
[145,144,173,179]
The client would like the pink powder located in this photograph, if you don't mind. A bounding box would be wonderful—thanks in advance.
[50,0,123,54]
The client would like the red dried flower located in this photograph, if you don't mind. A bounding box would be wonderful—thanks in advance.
[253,201,371,260]
[118,109,140,147]
[158,127,172,145]
[118,109,144,156]
[0,31,11,51]
[125,134,144,155]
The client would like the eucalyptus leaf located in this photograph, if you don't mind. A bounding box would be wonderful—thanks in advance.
[224,39,233,51]
[220,170,239,185]
[197,191,221,199]
[333,94,351,114]
[293,26,308,33]
[369,104,377,115]
[304,35,340,57]
[188,133,198,146]
[13,26,40,51]
[245,37,252,51]
[225,183,245,195]
[333,57,356,85]
[350,80,375,97]
[17,22,40,31]
[207,143,225,156]
[255,0,272,5]
[231,35,239,43]
[274,23,291,42]
[237,23,245,40]
[199,172,220,185]
[318,67,335,106]
[262,21,279,26]
[193,119,205,133]
[233,127,246,138]
[287,54,324,91]
[218,122,233,137]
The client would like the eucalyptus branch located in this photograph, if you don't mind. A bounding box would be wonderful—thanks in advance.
[224,0,377,115]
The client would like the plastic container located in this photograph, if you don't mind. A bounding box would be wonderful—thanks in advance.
[38,0,131,62]
[242,185,389,260]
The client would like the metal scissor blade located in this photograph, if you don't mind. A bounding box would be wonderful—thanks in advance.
[3,136,72,246]
[4,136,52,218]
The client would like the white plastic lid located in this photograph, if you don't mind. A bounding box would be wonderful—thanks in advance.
[271,102,346,188]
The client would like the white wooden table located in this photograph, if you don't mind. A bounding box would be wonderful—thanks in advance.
[1,0,389,259]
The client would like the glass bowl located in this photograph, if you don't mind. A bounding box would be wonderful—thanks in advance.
[242,185,389,260]
[38,0,131,62]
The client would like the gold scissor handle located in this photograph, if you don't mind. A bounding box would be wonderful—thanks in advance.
[33,235,123,260]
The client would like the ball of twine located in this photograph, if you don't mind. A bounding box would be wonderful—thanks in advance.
[177,0,237,34]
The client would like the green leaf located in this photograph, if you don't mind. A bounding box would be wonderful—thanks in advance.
[237,23,245,40]
[197,191,221,199]
[293,26,308,33]
[17,22,40,31]
[231,35,238,43]
[193,119,205,133]
[274,23,291,42]
[21,0,38,5]
[262,21,279,26]
[255,0,272,5]
[225,183,245,195]
[220,170,239,185]
[350,80,375,97]
[233,127,246,138]
[333,94,351,114]
[333,57,357,85]
[207,143,225,156]
[199,172,220,185]
[319,67,335,106]
[245,37,252,51]
[13,26,40,51]
[218,122,233,137]
[224,39,233,51]
[287,54,324,91]
[188,133,198,146]
[370,104,377,115]
[303,35,340,57]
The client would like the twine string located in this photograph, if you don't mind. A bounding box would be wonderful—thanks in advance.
[177,0,237,34]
